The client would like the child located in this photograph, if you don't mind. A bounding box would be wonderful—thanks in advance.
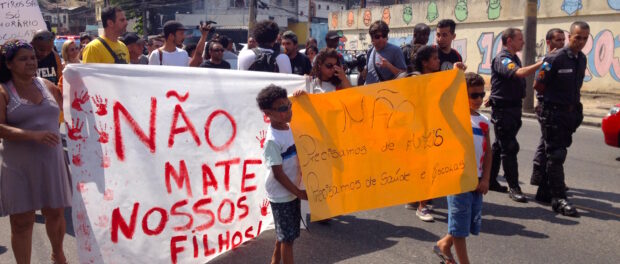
[256,84,308,264]
[434,72,491,264]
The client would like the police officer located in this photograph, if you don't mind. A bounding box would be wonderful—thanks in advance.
[533,21,589,217]
[488,28,543,202]
[531,28,566,203]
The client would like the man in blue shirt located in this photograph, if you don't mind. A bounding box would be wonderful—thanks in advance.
[364,20,407,85]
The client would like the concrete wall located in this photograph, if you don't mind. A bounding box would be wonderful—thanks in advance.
[328,0,620,94]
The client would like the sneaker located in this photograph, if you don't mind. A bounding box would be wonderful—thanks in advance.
[416,207,434,222]
[425,200,434,211]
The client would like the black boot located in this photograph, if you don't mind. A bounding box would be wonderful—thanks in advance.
[552,198,578,217]
[509,187,527,203]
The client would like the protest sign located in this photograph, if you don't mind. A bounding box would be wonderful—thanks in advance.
[291,70,479,221]
[0,0,46,43]
[63,64,306,263]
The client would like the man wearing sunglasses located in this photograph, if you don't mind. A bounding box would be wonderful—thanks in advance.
[488,27,544,202]
[31,30,62,85]
[532,22,589,217]
[364,20,407,85]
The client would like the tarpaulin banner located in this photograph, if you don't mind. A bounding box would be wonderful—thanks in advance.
[63,64,306,263]
[291,69,478,221]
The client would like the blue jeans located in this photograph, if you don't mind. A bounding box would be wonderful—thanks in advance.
[447,191,483,237]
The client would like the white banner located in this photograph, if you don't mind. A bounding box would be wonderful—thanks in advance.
[63,64,306,264]
[0,0,46,43]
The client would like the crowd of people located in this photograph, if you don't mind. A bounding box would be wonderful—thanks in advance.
[0,4,591,264]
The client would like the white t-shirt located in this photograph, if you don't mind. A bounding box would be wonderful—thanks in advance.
[237,47,292,73]
[263,126,300,203]
[148,47,189,66]
[306,76,337,94]
[471,112,491,178]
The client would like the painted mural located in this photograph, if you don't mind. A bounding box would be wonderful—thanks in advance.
[326,1,620,92]
[454,0,468,22]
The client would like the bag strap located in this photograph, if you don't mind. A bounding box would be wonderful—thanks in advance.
[369,47,386,82]
[158,47,163,65]
[97,37,122,63]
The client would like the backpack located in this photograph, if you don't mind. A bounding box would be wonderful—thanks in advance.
[248,48,279,72]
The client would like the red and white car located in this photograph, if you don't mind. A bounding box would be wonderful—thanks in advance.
[602,103,620,147]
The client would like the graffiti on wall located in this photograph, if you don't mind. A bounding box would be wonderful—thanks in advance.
[347,11,355,27]
[363,9,372,26]
[488,0,501,20]
[403,6,413,25]
[561,0,583,15]
[474,29,620,83]
[331,13,339,29]
[427,1,439,23]
[382,8,391,25]
[454,0,469,22]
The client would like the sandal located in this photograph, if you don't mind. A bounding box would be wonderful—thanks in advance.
[433,245,457,264]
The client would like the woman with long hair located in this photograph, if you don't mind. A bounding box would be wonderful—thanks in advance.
[0,39,71,264]
[412,45,440,75]
[407,45,441,223]
[61,40,80,66]
[307,48,352,93]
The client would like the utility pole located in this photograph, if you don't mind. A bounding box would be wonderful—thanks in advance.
[142,0,148,38]
[522,0,537,113]
[248,0,257,39]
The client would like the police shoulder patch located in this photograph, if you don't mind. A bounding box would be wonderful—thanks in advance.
[507,63,516,70]
[501,58,513,66]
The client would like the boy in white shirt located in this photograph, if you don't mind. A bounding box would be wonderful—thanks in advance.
[256,85,307,264]
[434,72,491,264]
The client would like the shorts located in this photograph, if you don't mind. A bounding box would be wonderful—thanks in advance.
[447,191,483,238]
[270,198,301,243]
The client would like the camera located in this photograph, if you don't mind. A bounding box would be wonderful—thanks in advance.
[197,20,217,32]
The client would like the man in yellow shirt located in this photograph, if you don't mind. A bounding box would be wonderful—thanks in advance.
[82,6,130,64]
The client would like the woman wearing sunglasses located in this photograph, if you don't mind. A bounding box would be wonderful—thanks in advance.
[61,40,80,66]
[307,48,352,94]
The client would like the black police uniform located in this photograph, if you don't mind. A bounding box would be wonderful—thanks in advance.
[530,73,547,188]
[535,47,586,204]
[489,48,525,192]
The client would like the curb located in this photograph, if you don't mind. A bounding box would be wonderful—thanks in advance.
[479,109,602,128]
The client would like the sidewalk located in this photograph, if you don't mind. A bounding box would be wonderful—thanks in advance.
[480,91,618,127]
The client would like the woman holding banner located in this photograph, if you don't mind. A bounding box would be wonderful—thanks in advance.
[0,39,71,264]
[407,45,441,222]
[307,48,352,94]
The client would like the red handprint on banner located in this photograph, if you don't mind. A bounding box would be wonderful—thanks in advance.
[263,113,270,123]
[97,148,111,168]
[71,90,90,111]
[66,118,85,141]
[92,95,108,116]
[72,143,82,166]
[260,199,270,216]
[256,130,266,149]
[95,122,109,144]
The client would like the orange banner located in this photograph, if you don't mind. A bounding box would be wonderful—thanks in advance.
[291,70,478,221]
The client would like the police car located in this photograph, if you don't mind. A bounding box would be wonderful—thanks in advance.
[602,103,620,147]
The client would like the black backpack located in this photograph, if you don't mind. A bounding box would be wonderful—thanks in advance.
[248,48,279,72]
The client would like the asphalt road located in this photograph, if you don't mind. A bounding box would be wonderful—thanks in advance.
[1,117,618,264]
